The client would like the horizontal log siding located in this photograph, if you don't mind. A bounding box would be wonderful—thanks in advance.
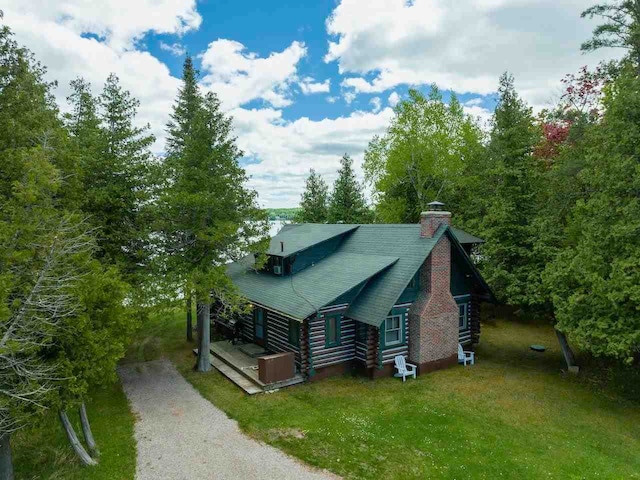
[264,310,301,369]
[309,311,356,369]
[381,313,410,365]
[470,294,481,344]
[355,322,368,363]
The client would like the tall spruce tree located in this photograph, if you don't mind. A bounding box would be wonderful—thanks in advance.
[161,59,268,371]
[163,55,201,340]
[296,169,329,223]
[475,73,541,305]
[328,154,372,223]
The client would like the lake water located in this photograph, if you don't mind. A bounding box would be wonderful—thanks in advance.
[269,220,289,237]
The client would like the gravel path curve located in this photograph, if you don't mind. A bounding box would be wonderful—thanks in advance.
[118,359,338,480]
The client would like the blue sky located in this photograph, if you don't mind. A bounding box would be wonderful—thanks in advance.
[4,0,616,207]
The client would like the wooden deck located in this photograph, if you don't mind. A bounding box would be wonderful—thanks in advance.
[199,341,304,395]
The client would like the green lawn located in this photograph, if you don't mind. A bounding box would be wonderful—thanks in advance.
[12,380,136,480]
[130,310,640,480]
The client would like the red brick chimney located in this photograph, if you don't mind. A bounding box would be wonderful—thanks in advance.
[409,201,459,373]
[420,201,451,237]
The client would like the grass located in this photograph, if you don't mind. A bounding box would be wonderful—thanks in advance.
[128,309,640,480]
[12,378,136,480]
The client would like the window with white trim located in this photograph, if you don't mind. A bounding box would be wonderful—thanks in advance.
[458,303,469,330]
[384,315,402,346]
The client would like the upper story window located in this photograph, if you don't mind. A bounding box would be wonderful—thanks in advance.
[384,315,403,346]
[458,303,469,330]
[325,315,341,347]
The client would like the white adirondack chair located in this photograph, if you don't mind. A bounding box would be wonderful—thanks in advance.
[394,355,417,382]
[458,344,475,366]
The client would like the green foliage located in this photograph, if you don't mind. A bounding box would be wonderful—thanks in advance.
[328,154,373,223]
[65,74,156,284]
[544,66,640,362]
[471,74,542,305]
[160,59,269,304]
[581,1,640,67]
[266,208,300,221]
[13,382,136,480]
[364,88,484,223]
[295,169,329,223]
[51,262,137,405]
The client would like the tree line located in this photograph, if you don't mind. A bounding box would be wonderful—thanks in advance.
[296,2,640,367]
[0,20,267,478]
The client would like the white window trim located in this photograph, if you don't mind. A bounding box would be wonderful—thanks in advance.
[385,315,402,346]
[458,303,469,330]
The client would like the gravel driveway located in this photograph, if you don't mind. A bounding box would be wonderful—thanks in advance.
[118,359,337,480]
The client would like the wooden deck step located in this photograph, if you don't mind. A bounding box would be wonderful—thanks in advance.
[192,348,265,395]
[210,355,263,395]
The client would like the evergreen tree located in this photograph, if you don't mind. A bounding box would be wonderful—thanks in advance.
[163,55,201,339]
[65,74,156,293]
[166,54,201,157]
[160,60,268,371]
[474,73,541,305]
[544,64,640,363]
[296,169,329,223]
[328,154,372,223]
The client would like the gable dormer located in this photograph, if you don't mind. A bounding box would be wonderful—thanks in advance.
[262,224,358,276]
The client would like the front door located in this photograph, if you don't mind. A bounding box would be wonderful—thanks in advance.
[254,307,266,346]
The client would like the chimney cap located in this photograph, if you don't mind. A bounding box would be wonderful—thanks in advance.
[427,200,445,211]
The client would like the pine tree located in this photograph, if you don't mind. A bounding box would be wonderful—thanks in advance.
[328,154,372,223]
[160,60,268,371]
[296,169,329,223]
[475,73,541,305]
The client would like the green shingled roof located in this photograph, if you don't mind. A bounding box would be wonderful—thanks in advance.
[228,251,398,320]
[450,226,485,244]
[227,222,489,327]
[266,223,358,257]
[341,224,446,326]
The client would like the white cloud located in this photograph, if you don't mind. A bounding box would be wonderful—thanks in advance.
[159,41,186,56]
[4,0,201,52]
[299,77,331,94]
[464,97,484,107]
[3,7,182,151]
[326,96,339,103]
[370,96,382,113]
[388,91,400,107]
[325,0,620,109]
[199,39,307,109]
[343,90,356,105]
[232,107,395,207]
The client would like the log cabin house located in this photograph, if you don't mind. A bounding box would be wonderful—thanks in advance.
[212,203,494,391]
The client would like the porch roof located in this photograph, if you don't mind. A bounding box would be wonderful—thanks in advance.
[228,251,399,320]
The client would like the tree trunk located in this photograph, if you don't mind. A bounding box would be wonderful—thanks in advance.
[555,328,578,372]
[0,433,14,480]
[186,293,193,342]
[79,402,99,457]
[59,410,98,466]
[195,302,211,372]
